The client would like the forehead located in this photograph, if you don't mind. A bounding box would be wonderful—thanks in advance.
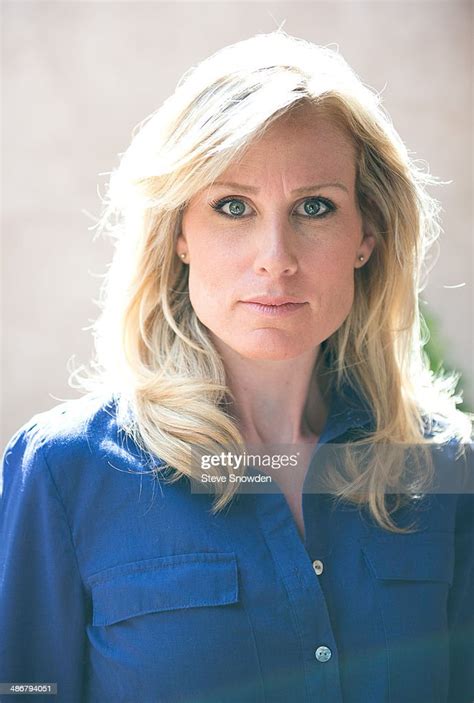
[219,107,357,187]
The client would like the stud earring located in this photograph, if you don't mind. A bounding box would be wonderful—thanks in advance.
[180,253,187,260]
[358,255,364,262]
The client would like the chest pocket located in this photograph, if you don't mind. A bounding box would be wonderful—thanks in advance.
[86,551,265,702]
[88,551,239,627]
[360,530,454,585]
[359,531,454,703]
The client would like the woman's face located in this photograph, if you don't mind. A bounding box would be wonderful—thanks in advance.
[177,107,376,361]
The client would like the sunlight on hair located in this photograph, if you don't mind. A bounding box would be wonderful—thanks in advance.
[69,30,473,534]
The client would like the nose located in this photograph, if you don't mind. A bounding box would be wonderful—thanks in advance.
[252,216,298,277]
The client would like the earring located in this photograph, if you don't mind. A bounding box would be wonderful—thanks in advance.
[180,253,187,260]
[358,255,364,262]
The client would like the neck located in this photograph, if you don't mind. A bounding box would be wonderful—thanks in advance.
[214,339,328,447]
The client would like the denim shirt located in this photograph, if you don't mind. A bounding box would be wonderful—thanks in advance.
[0,388,472,703]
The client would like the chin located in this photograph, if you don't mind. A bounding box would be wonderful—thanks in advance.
[244,348,306,361]
[208,325,317,361]
[233,338,312,361]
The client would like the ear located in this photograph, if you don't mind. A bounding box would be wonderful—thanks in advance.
[176,232,187,258]
[356,226,377,267]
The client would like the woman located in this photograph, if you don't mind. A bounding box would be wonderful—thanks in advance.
[1,31,472,703]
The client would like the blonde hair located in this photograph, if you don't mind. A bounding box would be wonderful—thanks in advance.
[71,30,472,533]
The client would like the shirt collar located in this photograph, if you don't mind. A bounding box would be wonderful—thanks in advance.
[318,378,374,445]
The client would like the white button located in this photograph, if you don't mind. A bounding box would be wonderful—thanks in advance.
[315,645,332,662]
[312,559,324,575]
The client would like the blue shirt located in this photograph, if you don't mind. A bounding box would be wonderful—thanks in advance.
[0,387,472,703]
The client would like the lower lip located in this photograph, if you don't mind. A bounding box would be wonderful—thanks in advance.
[241,302,307,316]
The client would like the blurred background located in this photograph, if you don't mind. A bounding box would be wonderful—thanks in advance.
[2,0,472,448]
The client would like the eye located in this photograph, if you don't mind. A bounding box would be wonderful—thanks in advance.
[294,197,335,218]
[209,195,336,220]
[210,197,252,218]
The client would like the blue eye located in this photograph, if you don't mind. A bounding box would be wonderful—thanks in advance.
[294,198,334,218]
[210,195,336,220]
[210,198,250,218]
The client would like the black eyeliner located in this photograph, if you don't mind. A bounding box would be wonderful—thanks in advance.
[209,195,337,219]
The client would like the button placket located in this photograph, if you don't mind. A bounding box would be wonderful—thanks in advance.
[254,492,343,702]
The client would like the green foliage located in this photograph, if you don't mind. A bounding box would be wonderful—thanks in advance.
[421,307,472,413]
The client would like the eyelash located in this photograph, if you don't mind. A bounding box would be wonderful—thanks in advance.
[209,196,336,220]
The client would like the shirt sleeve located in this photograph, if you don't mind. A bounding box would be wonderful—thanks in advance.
[447,462,474,702]
[0,425,88,703]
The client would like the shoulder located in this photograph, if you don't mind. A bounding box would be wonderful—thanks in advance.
[420,408,473,492]
[422,408,473,446]
[1,392,140,496]
[3,391,113,454]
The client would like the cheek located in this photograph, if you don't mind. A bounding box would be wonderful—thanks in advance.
[189,258,222,293]
[327,276,355,318]
[311,256,356,320]
[187,258,233,328]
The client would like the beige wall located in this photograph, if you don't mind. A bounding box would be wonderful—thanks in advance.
[2,0,472,448]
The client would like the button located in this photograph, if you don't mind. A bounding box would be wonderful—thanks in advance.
[312,559,324,575]
[315,645,332,662]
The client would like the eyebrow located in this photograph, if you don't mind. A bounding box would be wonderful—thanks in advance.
[211,180,349,195]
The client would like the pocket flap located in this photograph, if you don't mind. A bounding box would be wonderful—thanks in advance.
[88,552,239,626]
[359,531,454,585]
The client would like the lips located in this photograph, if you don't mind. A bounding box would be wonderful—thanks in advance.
[241,295,306,306]
[239,299,307,317]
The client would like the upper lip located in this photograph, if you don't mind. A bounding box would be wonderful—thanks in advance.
[241,295,306,305]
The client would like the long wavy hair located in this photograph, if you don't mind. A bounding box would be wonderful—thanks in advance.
[71,31,472,533]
